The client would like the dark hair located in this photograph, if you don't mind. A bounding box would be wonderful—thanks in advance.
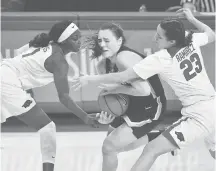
[29,20,74,48]
[160,18,193,48]
[82,22,126,59]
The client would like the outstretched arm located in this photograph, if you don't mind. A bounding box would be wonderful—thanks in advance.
[50,53,96,126]
[177,8,215,43]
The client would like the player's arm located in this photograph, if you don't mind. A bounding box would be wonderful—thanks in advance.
[116,51,151,96]
[95,54,150,96]
[50,53,93,124]
[177,8,215,43]
[72,53,163,91]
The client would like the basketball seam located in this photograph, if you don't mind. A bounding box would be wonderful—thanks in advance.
[116,94,124,114]
[104,95,119,116]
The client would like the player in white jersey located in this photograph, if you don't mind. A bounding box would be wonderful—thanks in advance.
[1,20,99,171]
[72,8,216,170]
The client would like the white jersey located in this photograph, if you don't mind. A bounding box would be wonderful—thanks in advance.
[1,45,54,90]
[133,33,215,107]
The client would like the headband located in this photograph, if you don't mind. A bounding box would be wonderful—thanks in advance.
[57,23,79,43]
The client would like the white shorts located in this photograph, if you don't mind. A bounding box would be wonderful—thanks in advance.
[1,65,36,123]
[163,99,215,151]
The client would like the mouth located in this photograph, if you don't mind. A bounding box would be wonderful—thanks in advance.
[102,50,108,53]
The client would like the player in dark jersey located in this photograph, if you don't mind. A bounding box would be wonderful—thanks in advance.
[74,22,167,171]
[73,9,216,171]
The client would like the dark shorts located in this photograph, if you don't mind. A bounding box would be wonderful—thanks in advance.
[110,94,166,139]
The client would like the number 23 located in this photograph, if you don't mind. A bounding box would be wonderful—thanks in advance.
[180,53,202,81]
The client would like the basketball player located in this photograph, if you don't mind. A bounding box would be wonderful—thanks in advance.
[72,9,216,170]
[1,20,98,171]
[76,22,167,171]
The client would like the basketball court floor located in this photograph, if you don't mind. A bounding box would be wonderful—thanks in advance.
[1,114,215,171]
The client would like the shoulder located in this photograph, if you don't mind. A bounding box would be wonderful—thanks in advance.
[117,50,142,61]
[45,44,68,73]
[117,50,143,68]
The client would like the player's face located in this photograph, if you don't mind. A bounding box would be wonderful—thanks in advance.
[154,24,174,49]
[98,29,122,58]
[67,30,81,52]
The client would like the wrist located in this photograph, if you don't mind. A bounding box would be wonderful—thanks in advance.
[188,16,197,23]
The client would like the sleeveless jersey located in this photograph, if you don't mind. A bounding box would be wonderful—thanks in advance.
[2,45,55,90]
[133,33,215,106]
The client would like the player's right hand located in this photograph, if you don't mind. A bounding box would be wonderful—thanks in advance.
[96,111,115,124]
[98,83,120,96]
[71,75,90,91]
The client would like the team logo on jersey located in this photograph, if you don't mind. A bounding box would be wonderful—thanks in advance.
[22,100,33,108]
[175,131,185,142]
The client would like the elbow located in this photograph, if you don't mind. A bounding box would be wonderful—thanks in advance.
[58,93,69,104]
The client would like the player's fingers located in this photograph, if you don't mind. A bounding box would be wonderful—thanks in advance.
[79,71,86,76]
[176,8,184,13]
[74,85,82,91]
[99,92,109,96]
[106,112,111,120]
[98,85,106,89]
[71,82,80,88]
[70,77,80,83]
[176,13,185,19]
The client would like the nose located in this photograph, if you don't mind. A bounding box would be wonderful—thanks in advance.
[99,40,106,48]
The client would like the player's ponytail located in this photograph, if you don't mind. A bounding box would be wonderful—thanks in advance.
[184,30,194,47]
[82,33,103,59]
[29,33,52,48]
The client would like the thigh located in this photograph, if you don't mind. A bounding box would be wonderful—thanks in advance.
[16,105,52,131]
[1,66,36,122]
[162,116,209,149]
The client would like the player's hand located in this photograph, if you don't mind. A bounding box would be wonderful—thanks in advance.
[84,114,99,128]
[98,83,120,96]
[96,111,115,124]
[176,8,196,21]
[71,75,90,91]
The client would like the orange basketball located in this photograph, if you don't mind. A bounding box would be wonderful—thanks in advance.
[98,93,130,116]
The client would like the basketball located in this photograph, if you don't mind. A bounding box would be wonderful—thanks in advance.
[98,93,130,116]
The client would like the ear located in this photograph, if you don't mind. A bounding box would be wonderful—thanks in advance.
[170,39,176,46]
[117,37,123,46]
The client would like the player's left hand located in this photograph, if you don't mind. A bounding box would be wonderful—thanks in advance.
[96,111,115,124]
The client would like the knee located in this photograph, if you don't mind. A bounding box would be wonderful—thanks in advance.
[102,139,118,155]
[38,121,56,163]
[143,142,164,158]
